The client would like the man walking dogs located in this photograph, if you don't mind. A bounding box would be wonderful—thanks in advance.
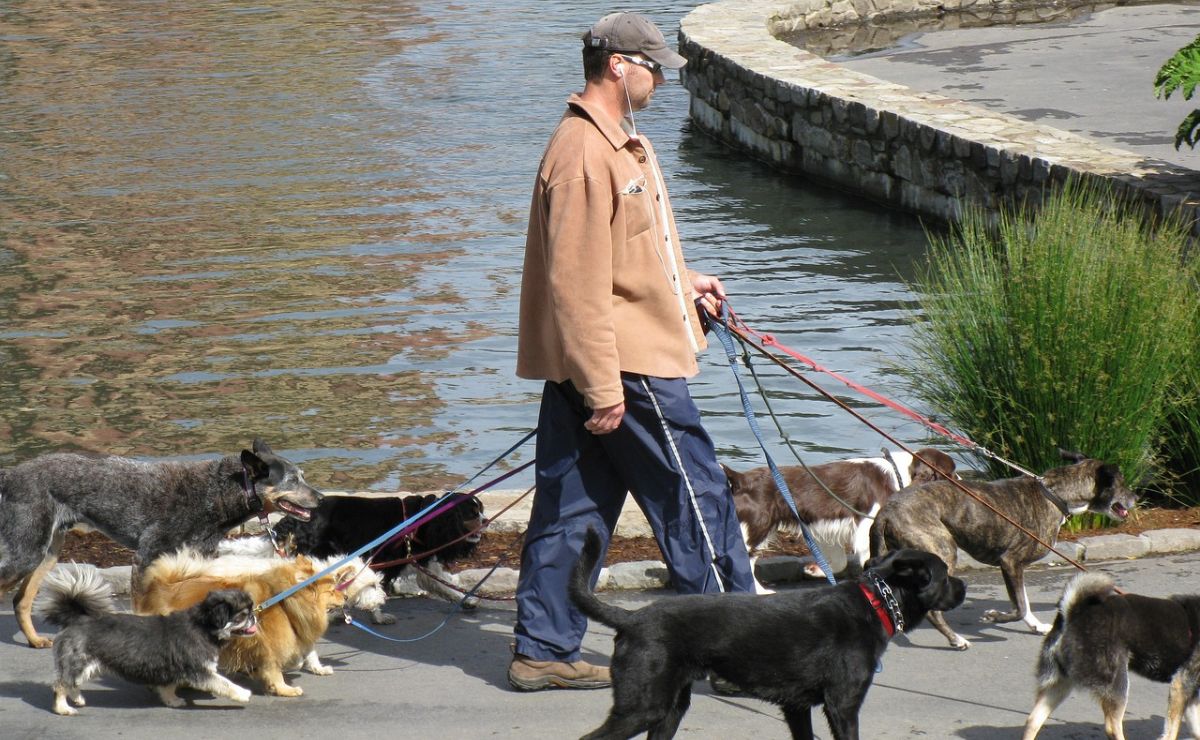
[510,11,756,691]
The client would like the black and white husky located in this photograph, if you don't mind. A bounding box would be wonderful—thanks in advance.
[1023,572,1200,740]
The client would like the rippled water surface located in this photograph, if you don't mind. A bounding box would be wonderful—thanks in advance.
[0,1,933,491]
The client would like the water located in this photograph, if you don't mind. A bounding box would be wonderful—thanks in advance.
[0,1,933,492]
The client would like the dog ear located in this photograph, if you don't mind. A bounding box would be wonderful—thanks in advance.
[252,438,274,455]
[1096,463,1120,491]
[861,549,899,575]
[199,590,237,633]
[335,565,356,588]
[882,550,949,590]
[1059,449,1087,464]
[720,464,743,490]
[240,449,271,481]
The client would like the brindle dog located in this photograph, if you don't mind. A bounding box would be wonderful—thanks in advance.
[869,450,1135,650]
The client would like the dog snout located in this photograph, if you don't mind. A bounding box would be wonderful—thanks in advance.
[937,576,968,612]
[921,578,969,611]
[300,482,324,506]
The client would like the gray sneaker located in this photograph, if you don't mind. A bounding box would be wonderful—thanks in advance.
[508,654,611,691]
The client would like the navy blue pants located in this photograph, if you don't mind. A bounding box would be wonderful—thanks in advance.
[513,373,755,662]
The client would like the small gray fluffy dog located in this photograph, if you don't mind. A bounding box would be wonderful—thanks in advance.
[39,565,258,715]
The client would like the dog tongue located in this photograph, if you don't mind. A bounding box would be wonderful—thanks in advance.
[279,501,312,521]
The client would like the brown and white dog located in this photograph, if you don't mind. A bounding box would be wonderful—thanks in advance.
[723,448,958,593]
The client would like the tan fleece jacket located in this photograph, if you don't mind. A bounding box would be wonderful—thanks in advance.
[517,94,707,410]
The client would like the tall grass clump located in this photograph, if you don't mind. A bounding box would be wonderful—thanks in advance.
[1160,258,1200,503]
[903,181,1197,490]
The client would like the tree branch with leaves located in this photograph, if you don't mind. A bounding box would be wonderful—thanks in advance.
[1156,34,1200,150]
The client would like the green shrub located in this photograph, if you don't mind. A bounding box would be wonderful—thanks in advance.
[902,181,1197,492]
[1159,273,1200,503]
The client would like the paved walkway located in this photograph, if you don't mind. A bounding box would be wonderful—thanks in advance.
[840,3,1200,169]
[8,550,1200,738]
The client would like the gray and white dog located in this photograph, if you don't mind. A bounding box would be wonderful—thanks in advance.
[0,438,322,648]
[39,565,258,715]
[869,450,1136,650]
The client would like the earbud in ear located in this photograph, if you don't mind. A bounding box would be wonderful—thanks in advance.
[616,64,625,78]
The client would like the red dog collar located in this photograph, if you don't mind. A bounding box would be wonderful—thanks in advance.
[860,583,895,638]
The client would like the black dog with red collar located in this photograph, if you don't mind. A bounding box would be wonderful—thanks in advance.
[569,531,966,740]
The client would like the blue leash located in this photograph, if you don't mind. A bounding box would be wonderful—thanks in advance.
[256,430,535,614]
[340,561,503,643]
[709,304,837,585]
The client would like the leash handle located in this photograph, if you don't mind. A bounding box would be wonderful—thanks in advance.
[711,303,838,585]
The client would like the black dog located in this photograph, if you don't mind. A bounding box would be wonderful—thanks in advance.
[1023,572,1200,740]
[40,565,258,714]
[569,528,966,740]
[271,492,484,602]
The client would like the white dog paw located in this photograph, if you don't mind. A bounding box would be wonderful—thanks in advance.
[372,612,397,625]
[233,688,252,703]
[156,687,185,708]
[310,665,334,676]
[951,636,972,651]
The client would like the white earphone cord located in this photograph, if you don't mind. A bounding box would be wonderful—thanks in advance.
[620,71,639,139]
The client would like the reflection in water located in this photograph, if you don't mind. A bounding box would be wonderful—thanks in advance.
[0,1,933,491]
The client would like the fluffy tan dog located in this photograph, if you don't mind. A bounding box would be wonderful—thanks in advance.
[137,550,352,697]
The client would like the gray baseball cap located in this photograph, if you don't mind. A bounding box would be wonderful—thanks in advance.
[583,12,687,70]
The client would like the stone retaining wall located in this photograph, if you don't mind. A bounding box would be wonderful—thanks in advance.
[679,0,1200,231]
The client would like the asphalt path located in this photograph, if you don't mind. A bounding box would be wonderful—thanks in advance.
[840,3,1200,170]
[4,551,1199,739]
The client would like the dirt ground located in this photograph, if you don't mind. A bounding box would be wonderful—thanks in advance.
[59,504,1200,572]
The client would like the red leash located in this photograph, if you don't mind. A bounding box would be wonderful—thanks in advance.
[726,308,1043,480]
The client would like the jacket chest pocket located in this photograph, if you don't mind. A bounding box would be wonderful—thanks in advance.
[621,189,654,240]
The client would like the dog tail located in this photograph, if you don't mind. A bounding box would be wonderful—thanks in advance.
[567,528,634,631]
[1059,571,1115,618]
[217,536,279,558]
[1036,572,1115,684]
[38,565,117,627]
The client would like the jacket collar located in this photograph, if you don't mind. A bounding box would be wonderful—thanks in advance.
[566,93,634,151]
